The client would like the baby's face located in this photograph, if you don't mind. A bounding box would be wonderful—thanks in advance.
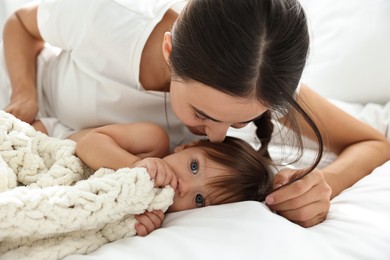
[163,146,229,213]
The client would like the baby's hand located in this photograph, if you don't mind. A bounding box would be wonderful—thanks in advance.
[135,210,165,237]
[133,158,177,190]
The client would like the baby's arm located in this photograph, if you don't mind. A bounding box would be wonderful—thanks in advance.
[74,123,174,237]
[75,122,170,170]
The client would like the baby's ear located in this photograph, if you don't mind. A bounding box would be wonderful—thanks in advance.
[173,140,202,153]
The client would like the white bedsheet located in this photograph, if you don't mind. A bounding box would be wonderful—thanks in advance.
[65,160,390,260]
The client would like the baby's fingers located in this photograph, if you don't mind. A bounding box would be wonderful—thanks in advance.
[164,164,177,190]
[134,160,157,179]
[154,162,168,187]
[155,164,177,190]
[135,210,164,236]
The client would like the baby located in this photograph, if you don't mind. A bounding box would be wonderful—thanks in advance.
[73,122,274,213]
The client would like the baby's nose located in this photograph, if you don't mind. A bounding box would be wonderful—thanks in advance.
[177,178,192,197]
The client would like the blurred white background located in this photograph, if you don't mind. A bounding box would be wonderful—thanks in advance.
[0,0,35,34]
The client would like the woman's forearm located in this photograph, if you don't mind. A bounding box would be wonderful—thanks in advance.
[3,5,44,103]
[296,84,390,198]
[322,139,390,199]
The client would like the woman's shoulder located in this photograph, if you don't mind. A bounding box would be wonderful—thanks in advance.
[110,0,186,16]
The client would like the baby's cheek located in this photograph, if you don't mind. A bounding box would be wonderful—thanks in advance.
[167,195,190,213]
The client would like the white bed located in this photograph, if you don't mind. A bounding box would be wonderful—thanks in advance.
[65,161,390,260]
[1,0,390,259]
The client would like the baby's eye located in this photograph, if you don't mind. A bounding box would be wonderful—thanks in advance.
[190,160,199,174]
[195,194,205,207]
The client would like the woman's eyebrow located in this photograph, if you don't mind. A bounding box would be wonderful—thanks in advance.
[241,114,264,124]
[192,106,264,124]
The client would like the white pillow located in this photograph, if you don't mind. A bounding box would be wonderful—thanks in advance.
[300,0,390,104]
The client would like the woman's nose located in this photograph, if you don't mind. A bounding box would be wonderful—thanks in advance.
[205,123,230,143]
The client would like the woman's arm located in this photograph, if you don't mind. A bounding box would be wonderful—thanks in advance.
[266,84,390,227]
[3,3,44,123]
[297,84,390,196]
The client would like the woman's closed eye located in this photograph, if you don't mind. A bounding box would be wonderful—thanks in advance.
[194,113,207,121]
[194,112,249,128]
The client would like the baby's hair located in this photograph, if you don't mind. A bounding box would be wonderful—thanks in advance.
[193,136,274,205]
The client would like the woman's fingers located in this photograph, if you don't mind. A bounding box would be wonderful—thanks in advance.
[294,212,329,228]
[273,200,330,227]
[5,98,38,124]
[266,168,329,205]
[266,168,332,227]
[268,175,331,211]
[271,168,297,189]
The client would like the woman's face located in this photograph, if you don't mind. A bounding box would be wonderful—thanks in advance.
[163,145,229,213]
[170,80,267,142]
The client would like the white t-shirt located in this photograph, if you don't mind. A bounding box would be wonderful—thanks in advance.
[34,0,196,147]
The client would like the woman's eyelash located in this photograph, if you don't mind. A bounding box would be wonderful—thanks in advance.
[194,113,207,121]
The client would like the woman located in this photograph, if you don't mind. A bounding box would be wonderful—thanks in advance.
[1,0,389,232]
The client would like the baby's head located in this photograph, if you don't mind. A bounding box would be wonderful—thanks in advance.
[164,137,274,213]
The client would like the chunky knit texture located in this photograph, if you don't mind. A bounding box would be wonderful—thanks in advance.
[0,110,174,259]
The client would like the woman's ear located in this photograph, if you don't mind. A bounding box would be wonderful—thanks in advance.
[162,31,173,64]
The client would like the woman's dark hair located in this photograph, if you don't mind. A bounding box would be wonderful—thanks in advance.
[170,0,323,184]
[193,136,274,204]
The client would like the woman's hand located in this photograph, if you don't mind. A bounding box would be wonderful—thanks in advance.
[135,210,165,236]
[31,120,48,134]
[133,158,177,190]
[5,95,39,124]
[265,168,332,227]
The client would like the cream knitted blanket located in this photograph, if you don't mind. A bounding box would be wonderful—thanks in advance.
[0,110,174,259]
